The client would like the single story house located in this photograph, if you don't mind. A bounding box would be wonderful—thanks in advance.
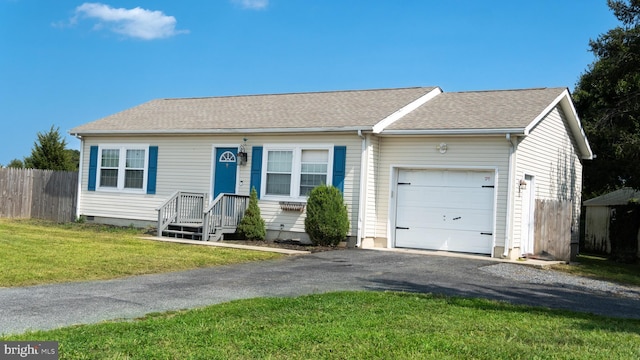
[583,187,640,255]
[70,86,592,259]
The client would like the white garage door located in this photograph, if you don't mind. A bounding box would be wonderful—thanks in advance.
[395,169,495,254]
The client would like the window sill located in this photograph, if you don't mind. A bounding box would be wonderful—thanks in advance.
[95,187,147,195]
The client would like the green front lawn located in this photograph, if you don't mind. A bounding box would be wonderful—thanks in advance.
[3,291,639,359]
[552,254,640,287]
[0,219,281,287]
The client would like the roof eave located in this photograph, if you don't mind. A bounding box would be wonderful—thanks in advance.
[69,126,372,137]
[379,128,526,136]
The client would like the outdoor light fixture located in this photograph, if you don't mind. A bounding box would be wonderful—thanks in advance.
[518,179,527,193]
[237,138,248,165]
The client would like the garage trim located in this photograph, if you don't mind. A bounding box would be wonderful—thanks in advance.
[387,165,499,257]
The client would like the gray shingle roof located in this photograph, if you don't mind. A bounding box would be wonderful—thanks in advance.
[70,87,437,134]
[385,87,566,131]
[583,188,640,206]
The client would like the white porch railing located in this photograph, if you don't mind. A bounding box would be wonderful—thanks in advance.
[156,191,208,236]
[202,193,250,241]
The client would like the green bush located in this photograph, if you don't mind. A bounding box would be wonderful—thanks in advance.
[304,185,349,246]
[237,187,266,241]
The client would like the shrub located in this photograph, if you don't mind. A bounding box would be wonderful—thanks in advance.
[237,187,266,241]
[304,185,349,246]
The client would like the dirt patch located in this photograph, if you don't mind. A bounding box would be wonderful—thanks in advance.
[222,239,343,253]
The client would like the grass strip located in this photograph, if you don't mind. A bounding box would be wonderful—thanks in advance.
[0,219,281,287]
[3,291,639,359]
[552,254,640,286]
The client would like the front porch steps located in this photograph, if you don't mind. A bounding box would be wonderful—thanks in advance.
[162,223,204,241]
[161,223,228,241]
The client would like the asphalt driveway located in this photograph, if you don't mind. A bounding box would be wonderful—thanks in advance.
[1,249,639,335]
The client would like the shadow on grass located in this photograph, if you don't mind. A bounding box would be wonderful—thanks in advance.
[363,277,640,330]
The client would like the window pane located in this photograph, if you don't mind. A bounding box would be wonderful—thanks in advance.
[101,149,119,167]
[266,173,291,195]
[100,169,118,187]
[301,150,328,162]
[301,163,327,173]
[126,149,145,168]
[124,169,144,189]
[267,151,293,172]
[300,174,326,196]
[300,149,328,196]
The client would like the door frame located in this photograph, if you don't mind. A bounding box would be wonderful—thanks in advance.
[520,174,535,256]
[388,165,499,257]
[210,144,241,201]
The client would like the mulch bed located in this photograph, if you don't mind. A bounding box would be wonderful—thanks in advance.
[222,239,343,253]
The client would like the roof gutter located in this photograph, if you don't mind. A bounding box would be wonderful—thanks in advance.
[380,128,527,136]
[503,133,516,258]
[69,126,373,137]
[75,135,84,221]
[356,129,366,248]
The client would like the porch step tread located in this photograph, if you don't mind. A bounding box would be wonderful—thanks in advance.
[163,229,203,236]
[169,223,204,227]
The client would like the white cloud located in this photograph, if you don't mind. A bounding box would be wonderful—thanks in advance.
[233,0,268,10]
[71,2,188,40]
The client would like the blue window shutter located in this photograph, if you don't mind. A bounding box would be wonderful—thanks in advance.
[88,146,98,191]
[250,146,263,199]
[147,146,158,194]
[332,146,346,193]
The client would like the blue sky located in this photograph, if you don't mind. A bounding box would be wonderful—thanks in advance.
[0,0,619,166]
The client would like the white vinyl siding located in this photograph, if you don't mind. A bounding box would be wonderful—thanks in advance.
[375,136,510,251]
[513,106,583,248]
[78,134,361,236]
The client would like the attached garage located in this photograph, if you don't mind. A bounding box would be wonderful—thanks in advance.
[394,169,496,254]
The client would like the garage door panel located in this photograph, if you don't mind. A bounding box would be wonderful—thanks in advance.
[398,186,492,210]
[397,208,492,232]
[399,169,494,188]
[394,228,448,250]
[395,169,495,255]
[447,231,493,253]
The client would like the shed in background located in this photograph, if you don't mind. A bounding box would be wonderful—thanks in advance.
[583,188,640,254]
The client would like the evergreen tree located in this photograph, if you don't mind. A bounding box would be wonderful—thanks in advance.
[236,187,266,241]
[304,185,349,246]
[23,126,75,171]
[574,0,640,196]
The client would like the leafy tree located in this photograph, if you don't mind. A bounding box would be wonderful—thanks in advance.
[7,159,24,168]
[23,126,75,171]
[573,0,640,196]
[236,187,266,241]
[65,149,81,170]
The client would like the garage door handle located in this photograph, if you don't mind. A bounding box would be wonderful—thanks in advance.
[396,226,409,230]
[480,232,493,236]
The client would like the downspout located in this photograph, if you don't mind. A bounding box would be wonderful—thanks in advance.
[356,129,366,248]
[74,135,84,220]
[503,133,516,258]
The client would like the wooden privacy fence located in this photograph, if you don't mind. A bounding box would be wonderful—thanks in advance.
[534,200,572,262]
[0,168,78,222]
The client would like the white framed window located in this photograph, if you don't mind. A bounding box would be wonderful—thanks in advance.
[262,145,333,200]
[98,145,149,192]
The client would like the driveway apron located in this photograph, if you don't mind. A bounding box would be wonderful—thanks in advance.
[1,250,639,335]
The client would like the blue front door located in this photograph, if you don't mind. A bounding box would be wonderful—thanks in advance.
[214,147,238,197]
